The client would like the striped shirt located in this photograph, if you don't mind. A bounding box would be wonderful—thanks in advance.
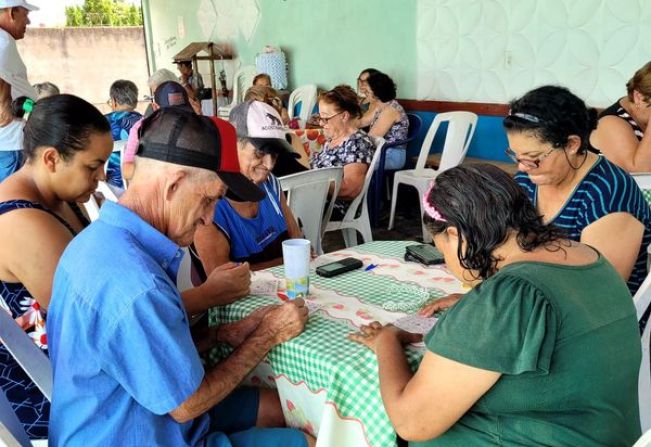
[515,156,651,294]
[600,100,644,141]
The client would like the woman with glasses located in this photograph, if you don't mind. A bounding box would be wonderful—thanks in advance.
[356,68,379,113]
[590,61,651,172]
[194,100,303,273]
[310,85,375,218]
[350,164,642,446]
[505,85,651,294]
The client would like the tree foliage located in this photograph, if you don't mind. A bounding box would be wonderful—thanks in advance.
[65,0,143,27]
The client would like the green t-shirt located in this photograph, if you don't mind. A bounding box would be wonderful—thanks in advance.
[414,255,642,447]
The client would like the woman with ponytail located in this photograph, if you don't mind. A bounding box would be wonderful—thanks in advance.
[503,85,651,295]
[350,165,642,446]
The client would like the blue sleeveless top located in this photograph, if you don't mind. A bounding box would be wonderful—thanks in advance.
[213,174,289,264]
[515,156,651,295]
[0,199,87,439]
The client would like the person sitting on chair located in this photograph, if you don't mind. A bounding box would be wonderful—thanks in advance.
[194,100,303,273]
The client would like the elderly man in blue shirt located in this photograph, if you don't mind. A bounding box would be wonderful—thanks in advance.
[46,108,314,447]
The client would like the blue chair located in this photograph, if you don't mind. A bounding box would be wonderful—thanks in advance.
[369,113,423,226]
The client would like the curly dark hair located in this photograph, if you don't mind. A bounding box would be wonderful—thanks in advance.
[319,84,362,118]
[366,71,397,102]
[423,164,565,280]
[503,85,598,154]
[23,94,110,162]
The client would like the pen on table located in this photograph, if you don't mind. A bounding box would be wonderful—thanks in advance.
[364,264,377,272]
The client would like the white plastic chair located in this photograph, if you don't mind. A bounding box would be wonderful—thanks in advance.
[177,247,196,293]
[82,181,120,222]
[634,429,651,447]
[0,309,52,402]
[388,111,477,242]
[0,387,32,447]
[634,273,651,432]
[217,65,257,119]
[287,84,318,125]
[324,137,384,247]
[279,167,343,255]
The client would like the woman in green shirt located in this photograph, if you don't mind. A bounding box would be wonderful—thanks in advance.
[350,164,642,446]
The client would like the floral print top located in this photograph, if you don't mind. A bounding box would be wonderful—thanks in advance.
[0,199,88,439]
[370,100,409,149]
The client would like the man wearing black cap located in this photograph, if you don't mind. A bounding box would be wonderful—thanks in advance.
[47,108,313,447]
[153,80,201,115]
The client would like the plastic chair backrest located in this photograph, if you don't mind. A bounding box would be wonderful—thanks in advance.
[233,66,257,106]
[414,111,477,173]
[0,309,52,402]
[0,387,31,447]
[279,167,343,255]
[83,181,120,222]
[341,137,384,222]
[635,273,651,431]
[177,247,195,293]
[288,84,318,123]
[634,429,651,447]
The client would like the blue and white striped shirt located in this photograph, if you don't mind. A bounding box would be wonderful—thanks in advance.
[515,156,651,294]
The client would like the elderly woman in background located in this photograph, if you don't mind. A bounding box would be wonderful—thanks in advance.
[32,81,59,100]
[253,73,272,87]
[245,84,290,125]
[104,79,142,188]
[351,164,642,446]
[0,95,113,438]
[357,71,409,170]
[590,60,651,172]
[506,85,651,294]
[310,85,375,218]
[194,100,303,273]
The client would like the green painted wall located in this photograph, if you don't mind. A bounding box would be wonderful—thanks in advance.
[142,0,417,97]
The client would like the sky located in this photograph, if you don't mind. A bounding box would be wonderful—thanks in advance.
[28,0,142,27]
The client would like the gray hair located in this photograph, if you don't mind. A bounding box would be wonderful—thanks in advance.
[33,82,60,100]
[109,79,139,108]
[148,69,178,92]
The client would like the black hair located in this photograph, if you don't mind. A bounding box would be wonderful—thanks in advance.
[109,79,138,108]
[503,85,598,154]
[177,60,192,68]
[359,68,380,79]
[423,164,565,280]
[11,96,31,119]
[366,71,397,102]
[23,94,111,161]
[319,85,362,118]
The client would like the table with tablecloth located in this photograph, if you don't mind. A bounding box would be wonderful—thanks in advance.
[209,241,468,447]
[288,128,327,159]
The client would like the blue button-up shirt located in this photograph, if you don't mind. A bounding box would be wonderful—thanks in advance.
[47,201,209,446]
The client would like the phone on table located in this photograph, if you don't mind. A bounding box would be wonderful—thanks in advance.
[405,244,445,266]
[315,257,363,278]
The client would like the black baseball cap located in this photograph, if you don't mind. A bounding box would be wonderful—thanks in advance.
[137,108,265,202]
[154,81,194,112]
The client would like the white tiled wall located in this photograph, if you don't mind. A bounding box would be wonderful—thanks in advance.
[417,0,651,106]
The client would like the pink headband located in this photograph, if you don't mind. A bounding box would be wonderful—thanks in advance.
[422,182,446,222]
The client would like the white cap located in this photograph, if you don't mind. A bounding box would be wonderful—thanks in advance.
[0,0,38,11]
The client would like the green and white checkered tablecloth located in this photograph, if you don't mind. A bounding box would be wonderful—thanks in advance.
[209,241,460,447]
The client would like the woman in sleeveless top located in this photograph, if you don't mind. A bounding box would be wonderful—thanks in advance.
[357,71,409,170]
[0,95,112,438]
[194,101,302,274]
[590,60,651,172]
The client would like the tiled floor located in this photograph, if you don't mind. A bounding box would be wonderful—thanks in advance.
[322,185,426,253]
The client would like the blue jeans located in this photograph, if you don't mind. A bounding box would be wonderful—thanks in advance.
[0,150,22,182]
[204,387,307,447]
[374,147,406,171]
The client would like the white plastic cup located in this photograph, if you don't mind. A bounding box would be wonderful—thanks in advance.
[282,238,311,299]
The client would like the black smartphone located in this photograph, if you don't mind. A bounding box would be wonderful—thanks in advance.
[405,244,445,265]
[316,257,363,278]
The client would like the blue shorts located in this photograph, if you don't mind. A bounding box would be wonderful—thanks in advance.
[0,150,22,182]
[205,387,307,447]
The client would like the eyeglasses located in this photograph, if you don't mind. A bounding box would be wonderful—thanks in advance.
[504,147,556,169]
[318,111,344,125]
[357,76,369,84]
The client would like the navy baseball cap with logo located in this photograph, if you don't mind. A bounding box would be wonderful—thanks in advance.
[229,100,299,158]
[154,81,194,112]
[137,107,264,202]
